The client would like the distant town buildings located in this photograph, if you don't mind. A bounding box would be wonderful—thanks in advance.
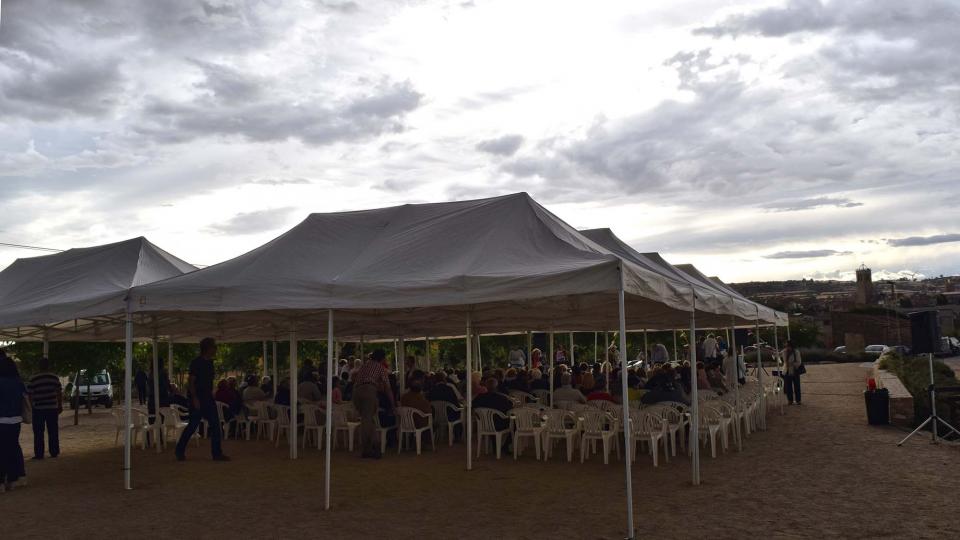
[732,266,960,351]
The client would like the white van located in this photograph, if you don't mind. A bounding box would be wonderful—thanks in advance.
[70,370,113,409]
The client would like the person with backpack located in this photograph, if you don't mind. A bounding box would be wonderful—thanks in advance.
[781,340,804,406]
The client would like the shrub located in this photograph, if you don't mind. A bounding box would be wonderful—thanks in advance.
[879,352,957,425]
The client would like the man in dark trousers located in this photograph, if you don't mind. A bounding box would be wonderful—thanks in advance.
[27,357,62,459]
[134,367,147,406]
[175,338,229,462]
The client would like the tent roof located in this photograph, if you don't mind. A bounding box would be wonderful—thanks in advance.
[129,193,699,340]
[0,237,196,338]
[580,228,750,323]
[708,276,789,325]
[672,263,785,325]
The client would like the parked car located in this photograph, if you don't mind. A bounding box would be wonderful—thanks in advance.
[833,346,847,355]
[70,370,113,409]
[937,337,960,356]
[863,345,887,357]
[882,345,911,356]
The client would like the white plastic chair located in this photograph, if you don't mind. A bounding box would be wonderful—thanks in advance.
[161,405,198,448]
[114,408,148,449]
[628,410,667,467]
[693,406,723,459]
[301,404,325,450]
[580,410,619,464]
[396,407,435,455]
[430,401,463,447]
[332,404,360,451]
[542,409,578,462]
[473,407,511,459]
[531,389,550,406]
[252,401,277,441]
[511,407,543,460]
[508,390,536,405]
[374,412,396,454]
[273,405,303,447]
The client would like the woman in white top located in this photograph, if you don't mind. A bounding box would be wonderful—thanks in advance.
[780,340,803,405]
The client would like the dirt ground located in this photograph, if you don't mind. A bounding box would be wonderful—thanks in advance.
[5,363,959,539]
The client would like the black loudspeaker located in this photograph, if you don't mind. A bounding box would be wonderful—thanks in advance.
[910,311,940,354]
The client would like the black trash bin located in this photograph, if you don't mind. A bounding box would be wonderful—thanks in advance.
[864,388,890,425]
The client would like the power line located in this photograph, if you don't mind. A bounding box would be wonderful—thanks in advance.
[0,241,63,253]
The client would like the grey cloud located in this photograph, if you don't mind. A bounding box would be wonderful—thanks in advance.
[476,135,524,156]
[249,178,312,186]
[136,80,421,145]
[887,233,960,247]
[208,207,298,235]
[765,250,852,259]
[191,60,263,104]
[697,1,960,104]
[766,197,863,212]
[316,1,361,14]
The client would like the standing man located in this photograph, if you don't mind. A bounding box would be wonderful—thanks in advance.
[134,367,147,406]
[703,334,719,368]
[175,338,229,462]
[27,357,62,460]
[352,349,395,459]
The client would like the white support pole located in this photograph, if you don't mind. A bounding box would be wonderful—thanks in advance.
[604,331,609,363]
[689,292,701,486]
[786,320,792,341]
[272,341,278,398]
[643,330,649,363]
[425,337,431,373]
[569,332,575,365]
[360,335,365,359]
[594,332,598,364]
[168,339,174,381]
[548,331,555,407]
[152,337,162,454]
[465,314,473,471]
[289,328,298,458]
[42,332,49,358]
[324,310,334,510]
[476,334,483,374]
[123,308,133,490]
[618,290,636,540]
[672,329,678,362]
[755,307,765,431]
[527,331,533,370]
[399,336,406,394]
[262,340,268,378]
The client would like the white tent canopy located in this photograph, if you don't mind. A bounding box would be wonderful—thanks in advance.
[580,228,762,327]
[0,237,196,341]
[675,263,785,326]
[709,275,790,326]
[129,193,703,339]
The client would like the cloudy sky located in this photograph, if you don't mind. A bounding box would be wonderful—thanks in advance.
[1,0,958,282]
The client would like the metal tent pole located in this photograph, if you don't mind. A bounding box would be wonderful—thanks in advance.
[168,339,174,380]
[399,336,406,394]
[548,330,555,407]
[476,334,483,374]
[755,307,765,431]
[527,331,533,369]
[689,292,701,486]
[618,290,636,540]
[289,327,298,458]
[262,341,268,378]
[643,329,649,363]
[272,341,278,398]
[123,307,133,490]
[594,332,598,364]
[324,310,334,509]
[465,314,473,471]
[673,330,678,362]
[425,337,431,373]
[152,336,162,454]
[569,332,575,365]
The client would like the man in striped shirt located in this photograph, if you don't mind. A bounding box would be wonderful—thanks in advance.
[352,349,395,459]
[28,357,62,459]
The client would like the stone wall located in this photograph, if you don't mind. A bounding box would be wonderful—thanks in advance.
[872,361,914,427]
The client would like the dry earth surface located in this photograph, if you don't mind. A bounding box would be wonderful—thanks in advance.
[4,363,959,539]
